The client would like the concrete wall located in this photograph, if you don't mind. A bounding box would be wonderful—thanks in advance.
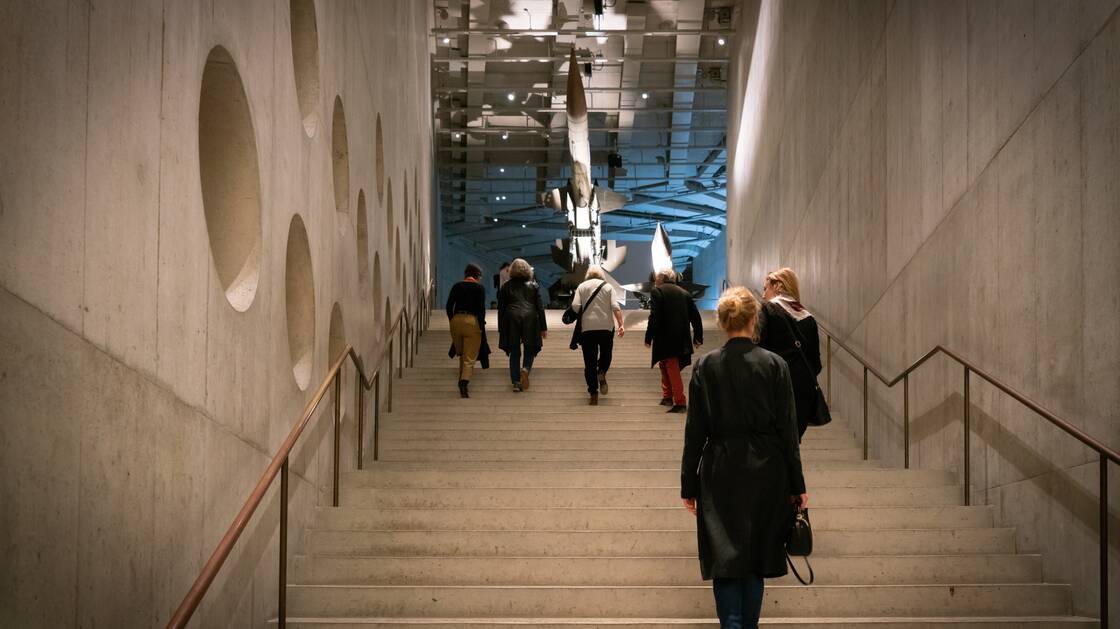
[724,0,1120,622]
[0,1,433,626]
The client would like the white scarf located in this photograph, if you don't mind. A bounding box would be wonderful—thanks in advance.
[769,295,812,322]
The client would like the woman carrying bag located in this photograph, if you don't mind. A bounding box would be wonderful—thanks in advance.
[681,286,809,628]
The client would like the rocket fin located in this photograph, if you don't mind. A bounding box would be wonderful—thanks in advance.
[595,186,628,213]
[602,240,628,273]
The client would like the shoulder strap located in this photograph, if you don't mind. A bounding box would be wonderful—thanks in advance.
[771,303,815,374]
[576,281,608,324]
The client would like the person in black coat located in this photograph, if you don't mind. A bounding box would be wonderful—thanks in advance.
[757,267,822,439]
[681,286,808,629]
[644,270,703,413]
[497,258,547,392]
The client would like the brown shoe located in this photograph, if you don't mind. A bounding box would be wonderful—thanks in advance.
[589,393,599,406]
[520,368,530,391]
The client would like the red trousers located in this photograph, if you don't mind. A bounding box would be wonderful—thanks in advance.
[659,358,687,406]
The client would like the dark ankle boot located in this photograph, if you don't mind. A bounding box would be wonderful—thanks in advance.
[458,380,469,398]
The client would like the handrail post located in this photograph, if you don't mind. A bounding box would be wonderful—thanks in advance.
[903,373,910,469]
[356,369,364,471]
[278,458,288,629]
[1100,456,1109,629]
[398,321,404,378]
[826,336,832,406]
[373,372,381,461]
[332,374,341,508]
[862,367,869,460]
[963,367,971,506]
[388,340,395,413]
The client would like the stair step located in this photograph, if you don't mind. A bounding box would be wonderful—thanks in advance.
[274,617,1099,629]
[337,486,961,509]
[304,528,1015,557]
[311,505,995,532]
[291,554,1043,586]
[284,583,1070,618]
[380,438,856,452]
[378,449,866,462]
[341,469,957,489]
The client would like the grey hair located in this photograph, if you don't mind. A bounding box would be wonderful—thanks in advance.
[585,265,605,280]
[509,258,533,280]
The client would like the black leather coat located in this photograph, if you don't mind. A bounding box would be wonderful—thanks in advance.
[497,278,547,354]
[681,338,806,580]
[644,282,703,367]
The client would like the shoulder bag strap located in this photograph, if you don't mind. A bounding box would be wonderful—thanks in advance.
[576,281,608,325]
[771,303,817,379]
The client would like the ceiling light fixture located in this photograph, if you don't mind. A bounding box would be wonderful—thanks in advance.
[717,37,726,46]
[493,217,499,223]
[499,167,505,173]
[442,36,450,44]
[507,92,515,101]
[521,224,527,229]
[501,131,509,140]
[641,92,649,99]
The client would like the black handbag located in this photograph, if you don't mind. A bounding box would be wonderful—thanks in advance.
[566,281,607,351]
[786,505,814,585]
[774,307,832,427]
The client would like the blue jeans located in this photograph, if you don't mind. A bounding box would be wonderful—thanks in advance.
[713,576,764,629]
[509,343,537,383]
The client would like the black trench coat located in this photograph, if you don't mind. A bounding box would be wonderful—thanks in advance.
[681,337,807,579]
[644,282,704,367]
[497,278,547,354]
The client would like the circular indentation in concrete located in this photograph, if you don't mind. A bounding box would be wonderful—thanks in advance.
[372,253,382,325]
[332,96,349,212]
[375,114,385,203]
[290,0,321,136]
[198,46,263,313]
[284,215,315,390]
[385,178,394,236]
[356,189,369,284]
[329,302,346,363]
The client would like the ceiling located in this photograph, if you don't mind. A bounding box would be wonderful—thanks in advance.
[430,0,739,280]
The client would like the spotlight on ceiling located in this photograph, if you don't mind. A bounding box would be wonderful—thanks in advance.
[499,167,505,173]
[641,92,649,99]
[506,92,515,101]
[442,36,451,44]
[717,37,726,46]
[521,224,527,229]
[501,131,509,140]
[493,217,499,223]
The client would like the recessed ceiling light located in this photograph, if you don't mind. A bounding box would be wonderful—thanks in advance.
[521,224,527,228]
[499,167,505,173]
[501,132,509,140]
[493,218,499,223]
[507,92,515,101]
[717,37,726,46]
[641,92,649,99]
[442,36,451,44]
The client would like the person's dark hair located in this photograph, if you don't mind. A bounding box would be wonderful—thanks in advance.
[464,263,482,279]
[499,261,510,270]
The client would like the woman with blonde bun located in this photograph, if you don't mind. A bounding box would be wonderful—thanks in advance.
[681,286,808,628]
[758,267,822,439]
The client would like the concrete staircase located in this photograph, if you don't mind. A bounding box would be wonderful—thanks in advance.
[281,311,1096,628]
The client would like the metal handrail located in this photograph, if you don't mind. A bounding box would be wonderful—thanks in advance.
[167,282,435,629]
[818,322,1115,627]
